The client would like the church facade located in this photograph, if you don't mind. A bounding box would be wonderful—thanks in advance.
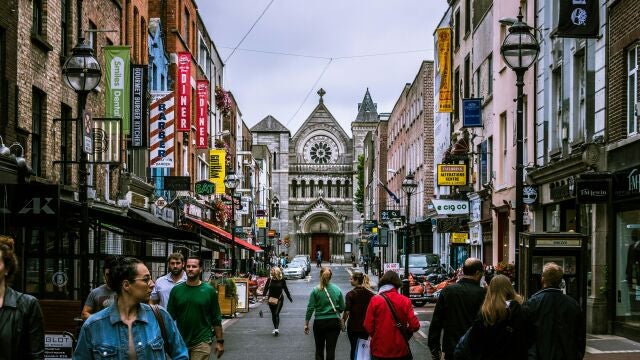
[252,89,378,260]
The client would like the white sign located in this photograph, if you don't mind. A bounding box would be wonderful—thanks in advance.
[431,199,469,215]
[155,196,167,209]
[384,263,400,274]
[51,272,68,287]
[45,333,73,360]
[82,110,93,154]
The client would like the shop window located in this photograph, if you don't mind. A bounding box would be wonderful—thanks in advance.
[616,210,640,322]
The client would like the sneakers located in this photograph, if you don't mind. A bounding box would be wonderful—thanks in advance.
[272,329,279,336]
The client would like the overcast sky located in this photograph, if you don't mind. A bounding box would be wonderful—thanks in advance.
[197,0,449,137]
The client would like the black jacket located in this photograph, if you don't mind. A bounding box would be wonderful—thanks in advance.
[525,288,585,360]
[264,278,292,302]
[427,278,486,357]
[0,287,44,360]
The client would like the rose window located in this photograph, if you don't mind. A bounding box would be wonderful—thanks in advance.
[310,142,332,164]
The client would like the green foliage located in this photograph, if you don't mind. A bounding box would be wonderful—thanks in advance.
[355,154,365,214]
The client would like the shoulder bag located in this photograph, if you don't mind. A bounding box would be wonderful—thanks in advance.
[380,293,413,358]
[267,279,280,305]
[323,287,345,331]
[150,304,171,355]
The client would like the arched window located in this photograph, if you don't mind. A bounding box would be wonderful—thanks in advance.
[344,180,350,198]
[309,180,315,198]
[327,180,332,197]
[336,180,341,198]
[301,180,306,197]
[271,197,280,219]
[318,180,324,196]
[291,180,297,198]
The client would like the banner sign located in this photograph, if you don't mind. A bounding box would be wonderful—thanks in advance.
[436,28,452,113]
[432,199,469,215]
[451,232,469,244]
[238,196,251,215]
[437,164,467,186]
[164,176,190,191]
[462,98,483,127]
[176,52,191,131]
[196,80,209,149]
[149,92,175,168]
[208,149,226,194]
[131,65,147,148]
[556,0,599,38]
[104,46,131,134]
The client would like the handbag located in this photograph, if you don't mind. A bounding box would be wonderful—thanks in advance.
[380,293,413,358]
[354,337,371,360]
[323,287,345,331]
[268,296,280,305]
[453,326,475,360]
[150,304,172,355]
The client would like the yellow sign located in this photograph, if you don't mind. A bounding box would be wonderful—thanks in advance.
[437,164,467,186]
[256,218,267,228]
[436,28,452,113]
[451,232,468,244]
[208,149,226,194]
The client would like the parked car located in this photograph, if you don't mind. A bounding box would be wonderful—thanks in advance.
[293,255,311,274]
[399,253,441,278]
[283,261,306,279]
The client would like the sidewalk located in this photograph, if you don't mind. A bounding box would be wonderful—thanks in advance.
[585,334,640,358]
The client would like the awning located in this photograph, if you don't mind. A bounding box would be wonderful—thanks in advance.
[186,216,263,252]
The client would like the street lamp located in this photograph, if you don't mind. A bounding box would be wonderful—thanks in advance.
[62,37,102,300]
[500,8,539,288]
[224,171,240,274]
[401,171,417,297]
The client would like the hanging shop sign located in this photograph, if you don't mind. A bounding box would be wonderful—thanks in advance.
[431,199,469,215]
[462,98,483,127]
[437,164,467,186]
[196,80,209,149]
[380,209,401,222]
[256,218,267,228]
[451,232,468,244]
[576,175,611,204]
[523,185,538,205]
[195,180,215,196]
[149,92,175,168]
[556,0,599,38]
[436,27,452,113]
[208,149,226,195]
[164,176,190,191]
[131,65,147,148]
[104,46,131,134]
[176,52,191,131]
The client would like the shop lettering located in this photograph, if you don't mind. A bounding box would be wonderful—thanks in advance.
[437,204,467,211]
[18,197,56,215]
[579,189,607,196]
[157,103,167,157]
[629,169,640,193]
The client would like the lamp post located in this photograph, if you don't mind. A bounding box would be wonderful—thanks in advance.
[500,8,539,288]
[224,171,240,274]
[62,25,102,300]
[401,171,417,297]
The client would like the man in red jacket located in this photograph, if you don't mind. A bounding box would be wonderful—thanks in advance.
[364,271,420,359]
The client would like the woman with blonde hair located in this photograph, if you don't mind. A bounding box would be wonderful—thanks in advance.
[304,267,345,360]
[342,271,374,359]
[263,266,293,336]
[454,274,531,359]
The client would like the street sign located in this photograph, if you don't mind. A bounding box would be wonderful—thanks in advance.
[380,209,401,222]
[154,196,167,209]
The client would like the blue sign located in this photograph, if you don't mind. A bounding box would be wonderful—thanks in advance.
[462,98,483,127]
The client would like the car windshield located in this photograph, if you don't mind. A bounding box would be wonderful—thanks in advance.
[401,254,439,267]
[290,261,305,267]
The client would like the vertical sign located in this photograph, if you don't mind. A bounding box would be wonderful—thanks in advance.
[176,52,191,132]
[82,110,92,153]
[131,65,147,148]
[150,92,175,168]
[196,80,209,149]
[436,28,452,113]
[556,0,599,38]
[104,46,131,134]
[462,98,483,127]
[209,149,226,194]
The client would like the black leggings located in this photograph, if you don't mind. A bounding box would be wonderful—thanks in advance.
[312,318,341,360]
[268,297,284,328]
[347,331,368,360]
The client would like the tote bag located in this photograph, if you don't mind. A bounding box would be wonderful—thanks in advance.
[354,337,371,360]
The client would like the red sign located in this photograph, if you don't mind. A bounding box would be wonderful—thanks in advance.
[196,80,209,149]
[176,52,191,131]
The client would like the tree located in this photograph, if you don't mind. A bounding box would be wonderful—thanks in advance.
[355,154,365,214]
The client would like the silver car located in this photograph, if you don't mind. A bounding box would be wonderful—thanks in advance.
[283,261,306,279]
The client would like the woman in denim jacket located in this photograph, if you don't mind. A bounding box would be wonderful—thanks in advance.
[74,257,188,359]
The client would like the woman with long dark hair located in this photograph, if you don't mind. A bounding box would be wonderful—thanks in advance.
[263,266,293,336]
[304,267,345,360]
[342,271,374,360]
[0,235,44,359]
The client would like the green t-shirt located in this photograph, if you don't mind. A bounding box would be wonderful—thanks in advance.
[167,281,221,347]
[305,283,345,321]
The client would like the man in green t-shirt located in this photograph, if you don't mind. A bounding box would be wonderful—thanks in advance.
[168,256,224,359]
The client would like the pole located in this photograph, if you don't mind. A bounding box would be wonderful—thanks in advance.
[514,70,524,289]
[78,90,90,302]
[231,195,236,275]
[402,192,411,297]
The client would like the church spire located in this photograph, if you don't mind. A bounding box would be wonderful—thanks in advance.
[355,88,378,121]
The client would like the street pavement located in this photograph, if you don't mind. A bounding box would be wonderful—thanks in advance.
[218,264,640,359]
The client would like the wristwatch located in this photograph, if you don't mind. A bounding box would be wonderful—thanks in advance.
[216,339,224,344]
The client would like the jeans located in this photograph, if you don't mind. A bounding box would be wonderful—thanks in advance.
[347,331,368,360]
[268,297,284,329]
[312,318,341,360]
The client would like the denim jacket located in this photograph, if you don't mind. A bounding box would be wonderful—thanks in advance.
[73,302,188,359]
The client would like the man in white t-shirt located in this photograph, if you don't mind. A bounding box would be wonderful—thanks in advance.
[151,253,187,308]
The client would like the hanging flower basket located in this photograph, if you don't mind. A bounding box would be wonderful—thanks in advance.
[494,261,516,283]
[215,86,232,118]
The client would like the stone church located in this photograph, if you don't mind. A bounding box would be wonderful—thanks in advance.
[251,89,379,260]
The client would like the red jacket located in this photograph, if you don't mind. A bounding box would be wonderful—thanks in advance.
[364,288,420,358]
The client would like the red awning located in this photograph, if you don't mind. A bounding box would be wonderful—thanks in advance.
[186,216,263,252]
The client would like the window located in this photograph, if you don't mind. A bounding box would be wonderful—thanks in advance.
[574,51,586,142]
[487,54,493,95]
[475,68,481,97]
[627,45,638,135]
[454,67,460,120]
[479,140,488,186]
[291,180,297,198]
[327,180,332,197]
[0,29,5,128]
[552,68,562,152]
[61,0,70,56]
[133,8,139,62]
[183,8,190,46]
[500,112,507,183]
[61,103,73,184]
[271,198,280,219]
[32,0,44,36]
[88,21,97,55]
[141,18,146,64]
[465,0,471,35]
[32,88,46,177]
[454,10,460,50]
[273,151,277,169]
[464,55,470,98]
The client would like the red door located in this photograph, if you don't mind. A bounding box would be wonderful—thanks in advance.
[311,233,329,262]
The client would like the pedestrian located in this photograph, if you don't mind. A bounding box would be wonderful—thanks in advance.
[263,266,293,336]
[168,256,225,360]
[342,271,375,360]
[525,262,586,360]
[81,255,118,320]
[0,235,44,359]
[351,254,356,267]
[363,256,369,275]
[373,255,381,276]
[317,252,322,268]
[74,256,189,359]
[150,252,186,309]
[427,257,486,360]
[364,271,420,360]
[304,266,345,360]
[453,275,531,359]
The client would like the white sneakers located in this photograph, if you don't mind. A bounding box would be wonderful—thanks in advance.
[272,329,279,336]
